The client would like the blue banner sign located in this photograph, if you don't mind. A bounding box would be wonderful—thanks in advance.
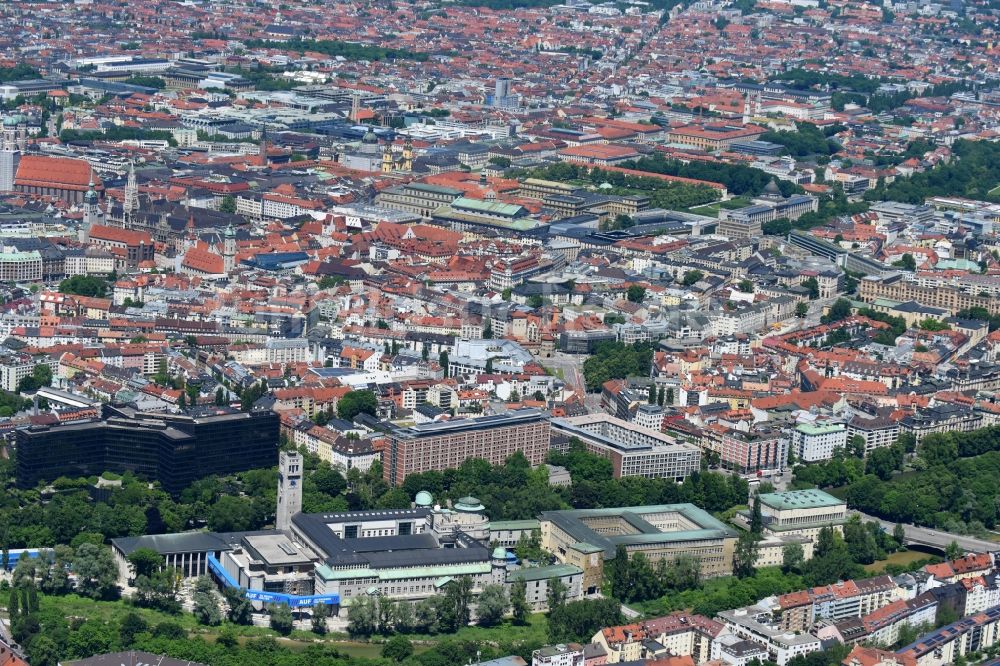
[207,555,339,608]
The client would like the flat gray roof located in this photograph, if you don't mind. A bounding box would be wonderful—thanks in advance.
[244,534,312,566]
[540,504,737,558]
[111,532,229,557]
[391,408,545,439]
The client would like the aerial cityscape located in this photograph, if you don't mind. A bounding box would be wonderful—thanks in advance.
[0,0,997,664]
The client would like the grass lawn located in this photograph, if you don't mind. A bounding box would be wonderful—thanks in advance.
[691,196,753,216]
[988,184,1000,197]
[688,201,721,217]
[863,548,938,573]
[40,593,201,630]
[720,196,753,210]
[39,594,314,643]
[38,594,543,655]
[544,365,566,380]
[393,613,548,646]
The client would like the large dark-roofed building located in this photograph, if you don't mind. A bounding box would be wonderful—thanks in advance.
[111,532,234,578]
[15,405,279,494]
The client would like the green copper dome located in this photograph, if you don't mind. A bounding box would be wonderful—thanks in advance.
[415,490,434,507]
[492,547,507,560]
[454,496,485,512]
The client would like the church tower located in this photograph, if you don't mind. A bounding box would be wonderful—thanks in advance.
[742,92,760,125]
[381,144,394,173]
[350,93,361,123]
[123,161,138,229]
[223,222,236,273]
[80,168,100,243]
[401,137,413,172]
[276,450,303,533]
[257,126,268,168]
[0,117,22,192]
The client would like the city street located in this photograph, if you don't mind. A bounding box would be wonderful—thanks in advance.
[541,350,602,410]
[854,511,1000,554]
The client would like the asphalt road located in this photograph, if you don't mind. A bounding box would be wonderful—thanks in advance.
[854,511,1000,553]
[543,351,601,409]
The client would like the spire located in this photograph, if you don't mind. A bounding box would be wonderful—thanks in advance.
[350,93,361,122]
[223,221,236,273]
[258,125,268,167]
[381,144,394,173]
[81,167,99,243]
[84,167,98,205]
[123,161,138,227]
[401,136,413,172]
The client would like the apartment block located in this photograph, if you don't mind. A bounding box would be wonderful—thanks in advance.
[898,604,1000,666]
[591,614,724,664]
[858,275,1000,316]
[550,414,701,481]
[384,408,550,485]
[793,422,848,462]
[720,427,787,473]
[847,415,900,455]
[834,592,937,647]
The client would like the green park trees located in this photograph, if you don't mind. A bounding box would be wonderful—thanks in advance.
[802,277,820,299]
[510,578,530,624]
[581,341,654,391]
[347,576,479,636]
[193,576,223,626]
[475,583,509,627]
[682,269,704,286]
[58,275,108,298]
[733,531,759,579]
[626,285,646,302]
[607,543,702,603]
[126,548,162,579]
[337,389,378,421]
[74,543,120,600]
[382,635,415,662]
[548,598,623,643]
[782,543,805,573]
[16,363,52,393]
[822,298,852,323]
[268,603,294,635]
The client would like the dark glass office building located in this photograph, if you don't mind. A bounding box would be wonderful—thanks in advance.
[15,405,279,494]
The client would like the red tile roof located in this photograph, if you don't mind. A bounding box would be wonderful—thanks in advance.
[89,224,153,247]
[0,643,28,666]
[15,155,102,192]
[842,645,916,666]
[182,246,225,275]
